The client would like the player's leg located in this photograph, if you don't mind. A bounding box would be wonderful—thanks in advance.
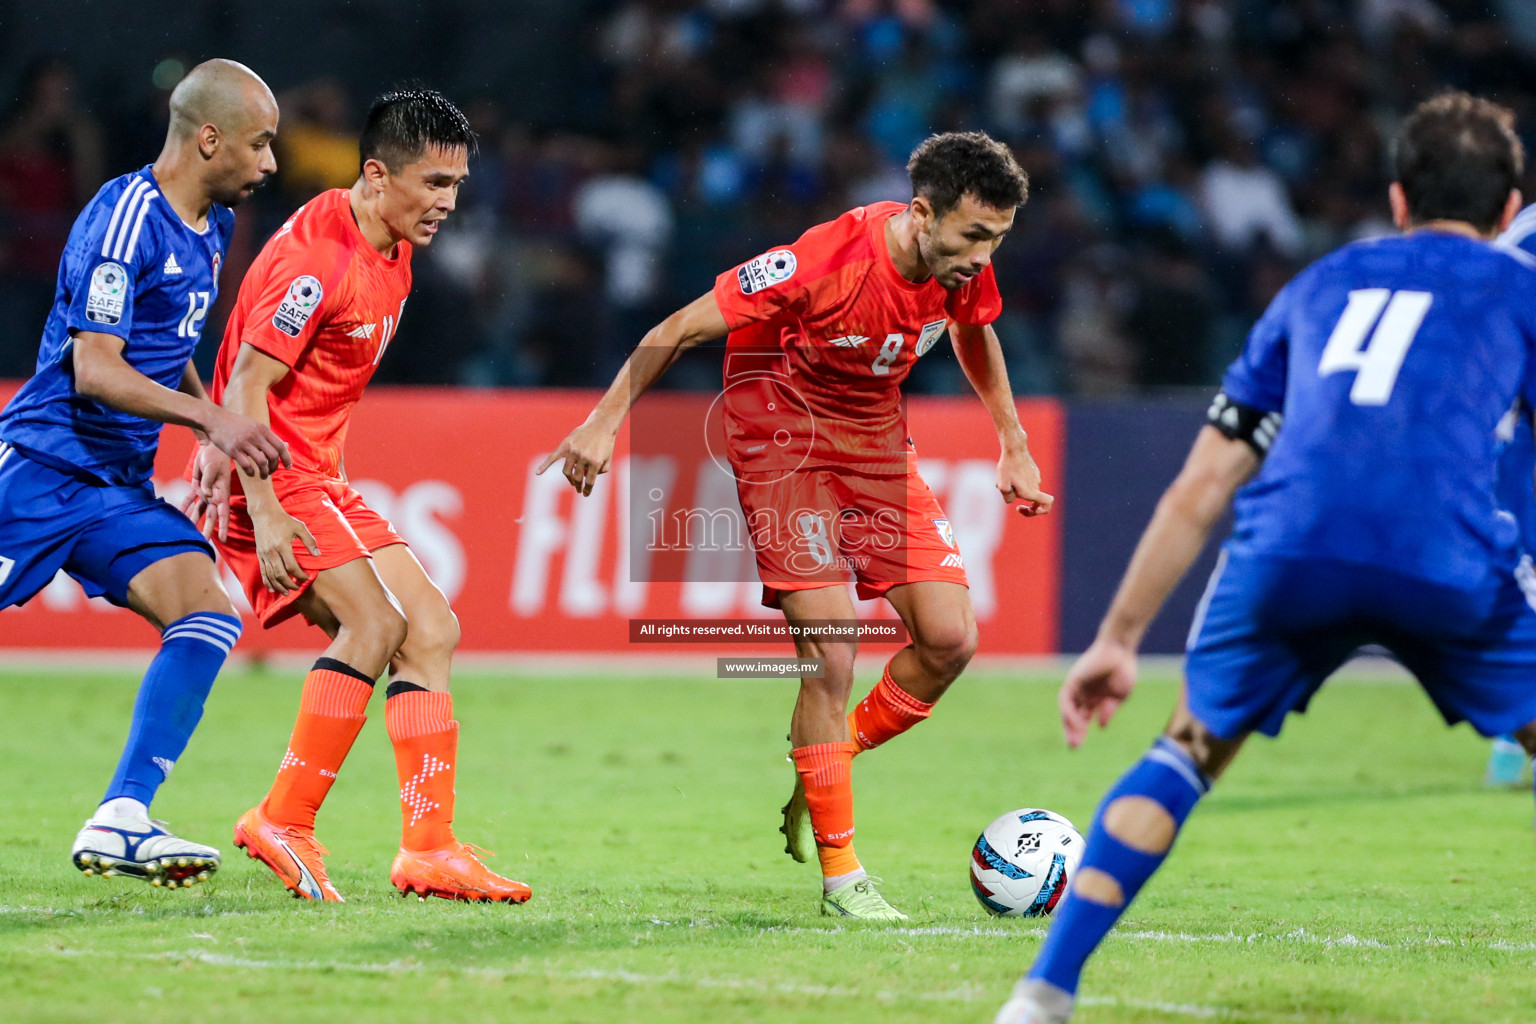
[998,694,1244,1024]
[1002,554,1353,1023]
[72,550,238,886]
[842,466,974,756]
[57,488,242,888]
[367,543,529,903]
[1514,722,1536,817]
[847,580,977,754]
[1486,734,1529,787]
[780,584,904,919]
[1400,566,1536,832]
[234,557,405,901]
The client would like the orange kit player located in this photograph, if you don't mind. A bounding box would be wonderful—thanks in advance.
[185,89,528,903]
[543,132,1052,918]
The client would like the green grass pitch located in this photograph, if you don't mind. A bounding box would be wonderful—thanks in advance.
[0,662,1533,1023]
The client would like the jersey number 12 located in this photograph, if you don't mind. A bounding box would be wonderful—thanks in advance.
[177,291,211,339]
[1317,288,1433,405]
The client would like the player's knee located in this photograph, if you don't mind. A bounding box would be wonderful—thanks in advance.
[914,619,977,680]
[1103,795,1178,855]
[401,605,460,661]
[190,586,239,622]
[354,604,408,663]
[1163,711,1235,779]
[820,642,858,683]
[798,640,857,684]
[1070,867,1124,908]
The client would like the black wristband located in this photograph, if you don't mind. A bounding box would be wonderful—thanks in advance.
[1207,391,1282,456]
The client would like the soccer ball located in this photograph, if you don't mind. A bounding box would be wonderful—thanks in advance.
[969,808,1084,917]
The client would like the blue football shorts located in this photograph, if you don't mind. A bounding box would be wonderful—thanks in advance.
[0,442,214,610]
[1184,547,1536,740]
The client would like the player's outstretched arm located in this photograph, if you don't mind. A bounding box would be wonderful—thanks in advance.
[1061,426,1259,745]
[71,331,290,478]
[949,323,1054,516]
[221,343,320,594]
[540,291,729,496]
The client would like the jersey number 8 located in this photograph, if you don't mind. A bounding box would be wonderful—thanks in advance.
[871,332,904,376]
[1318,288,1433,405]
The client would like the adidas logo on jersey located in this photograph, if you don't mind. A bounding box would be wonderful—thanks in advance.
[162,254,182,275]
[940,552,965,569]
[829,335,869,348]
[346,324,376,339]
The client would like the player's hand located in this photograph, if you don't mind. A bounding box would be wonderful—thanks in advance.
[250,505,321,595]
[998,446,1054,517]
[1059,637,1138,748]
[205,406,291,480]
[537,422,616,497]
[181,442,233,542]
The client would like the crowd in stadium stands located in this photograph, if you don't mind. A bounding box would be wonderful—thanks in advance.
[2,0,1535,393]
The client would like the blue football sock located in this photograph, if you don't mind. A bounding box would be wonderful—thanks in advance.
[102,612,242,808]
[1027,736,1213,996]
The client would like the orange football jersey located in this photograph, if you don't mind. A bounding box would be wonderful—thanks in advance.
[211,188,412,481]
[712,201,1001,475]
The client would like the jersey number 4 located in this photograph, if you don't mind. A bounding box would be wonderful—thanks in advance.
[1317,288,1433,405]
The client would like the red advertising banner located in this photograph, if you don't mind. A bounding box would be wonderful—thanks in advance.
[0,385,1061,654]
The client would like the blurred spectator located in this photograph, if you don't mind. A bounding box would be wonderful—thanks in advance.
[275,79,359,205]
[988,31,1081,136]
[0,57,103,375]
[1198,131,1305,258]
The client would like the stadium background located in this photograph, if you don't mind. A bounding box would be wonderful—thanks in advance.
[4,0,1535,656]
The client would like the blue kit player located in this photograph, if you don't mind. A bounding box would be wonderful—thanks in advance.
[1486,206,1536,786]
[997,92,1536,1023]
[0,60,289,888]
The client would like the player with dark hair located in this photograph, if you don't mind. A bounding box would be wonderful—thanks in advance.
[543,130,1052,918]
[187,88,529,903]
[0,59,286,886]
[997,92,1536,1023]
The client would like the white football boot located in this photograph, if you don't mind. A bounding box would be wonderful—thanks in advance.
[993,979,1075,1024]
[72,814,220,889]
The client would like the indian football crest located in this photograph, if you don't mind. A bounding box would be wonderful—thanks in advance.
[915,318,948,357]
[932,518,955,548]
[211,250,222,279]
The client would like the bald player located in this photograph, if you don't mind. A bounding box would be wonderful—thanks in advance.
[0,59,287,889]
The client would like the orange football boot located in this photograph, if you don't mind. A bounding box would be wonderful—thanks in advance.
[390,843,531,903]
[232,805,344,902]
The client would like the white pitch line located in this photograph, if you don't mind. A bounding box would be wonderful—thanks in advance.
[676,919,1536,952]
[20,909,1534,954]
[42,947,1238,1018]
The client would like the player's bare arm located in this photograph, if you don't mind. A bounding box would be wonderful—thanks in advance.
[220,341,320,594]
[540,291,729,495]
[1061,426,1259,748]
[949,321,1054,517]
[176,362,234,541]
[71,330,288,479]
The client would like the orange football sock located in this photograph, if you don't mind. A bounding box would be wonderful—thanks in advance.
[385,684,458,852]
[262,660,372,830]
[847,662,935,753]
[792,741,861,879]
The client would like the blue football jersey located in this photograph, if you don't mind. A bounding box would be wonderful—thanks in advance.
[1493,207,1536,550]
[1491,403,1536,550]
[0,165,232,486]
[1222,232,1536,590]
